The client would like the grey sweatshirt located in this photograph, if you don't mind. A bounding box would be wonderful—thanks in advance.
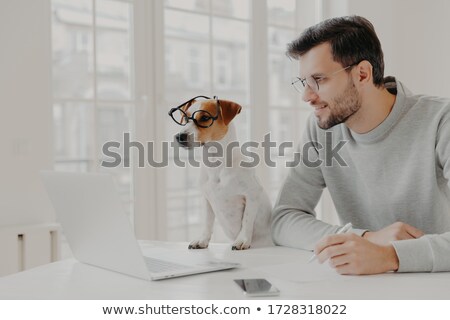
[272,79,450,272]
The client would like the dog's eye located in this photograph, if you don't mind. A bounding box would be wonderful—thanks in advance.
[199,115,211,122]
[194,111,215,127]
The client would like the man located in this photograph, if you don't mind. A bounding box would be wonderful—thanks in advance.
[272,15,450,275]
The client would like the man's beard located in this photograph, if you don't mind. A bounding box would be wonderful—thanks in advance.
[317,80,362,130]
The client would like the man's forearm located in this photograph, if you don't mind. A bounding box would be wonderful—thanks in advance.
[272,207,344,250]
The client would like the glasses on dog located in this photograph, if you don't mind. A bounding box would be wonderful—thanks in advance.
[291,63,357,94]
[168,95,220,128]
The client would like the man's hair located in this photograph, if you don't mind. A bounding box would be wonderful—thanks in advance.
[287,15,384,87]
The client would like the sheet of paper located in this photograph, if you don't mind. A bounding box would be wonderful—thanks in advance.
[254,260,345,283]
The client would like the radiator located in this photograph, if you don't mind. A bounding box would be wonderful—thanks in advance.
[0,223,60,277]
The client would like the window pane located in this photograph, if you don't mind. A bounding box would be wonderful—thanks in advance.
[52,0,94,99]
[53,102,94,170]
[166,157,203,240]
[268,27,296,107]
[234,108,251,144]
[96,0,133,100]
[212,18,249,103]
[165,10,211,99]
[268,108,311,202]
[267,0,295,27]
[165,9,209,40]
[96,105,133,220]
[97,105,132,160]
[165,0,209,14]
[165,39,210,94]
[211,0,250,20]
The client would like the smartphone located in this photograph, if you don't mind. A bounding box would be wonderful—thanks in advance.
[234,278,280,297]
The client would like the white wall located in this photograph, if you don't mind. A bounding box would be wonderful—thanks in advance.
[323,0,450,98]
[349,0,450,98]
[0,0,55,227]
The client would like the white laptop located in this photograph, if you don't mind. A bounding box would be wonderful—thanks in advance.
[40,171,239,280]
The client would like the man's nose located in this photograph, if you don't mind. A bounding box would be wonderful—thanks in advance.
[301,85,318,103]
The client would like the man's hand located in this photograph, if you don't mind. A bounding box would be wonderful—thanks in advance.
[314,233,399,275]
[363,222,424,246]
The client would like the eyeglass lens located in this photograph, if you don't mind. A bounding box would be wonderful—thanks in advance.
[171,109,188,125]
[292,76,318,93]
[171,109,214,128]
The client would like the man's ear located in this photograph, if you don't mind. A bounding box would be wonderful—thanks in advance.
[219,100,242,126]
[355,60,372,86]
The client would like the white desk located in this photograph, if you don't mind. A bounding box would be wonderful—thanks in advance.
[1,241,449,299]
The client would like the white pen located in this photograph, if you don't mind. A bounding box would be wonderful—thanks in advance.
[307,222,353,263]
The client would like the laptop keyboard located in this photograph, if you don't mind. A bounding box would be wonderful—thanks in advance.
[144,256,190,273]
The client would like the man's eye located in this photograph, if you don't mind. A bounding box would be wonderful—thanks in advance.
[315,77,326,83]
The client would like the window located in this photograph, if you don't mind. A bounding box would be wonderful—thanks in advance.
[50,0,327,243]
[186,47,203,88]
[215,48,232,89]
[51,0,135,219]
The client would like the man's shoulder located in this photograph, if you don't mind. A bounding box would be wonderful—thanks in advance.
[408,93,450,107]
[406,92,450,121]
[394,79,450,115]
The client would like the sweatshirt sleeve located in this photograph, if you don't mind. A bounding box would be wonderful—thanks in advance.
[392,112,450,272]
[271,116,350,250]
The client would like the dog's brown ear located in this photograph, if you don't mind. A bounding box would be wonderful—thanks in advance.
[219,100,242,126]
[180,99,196,112]
[178,99,196,124]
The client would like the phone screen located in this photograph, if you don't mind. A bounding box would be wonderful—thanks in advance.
[234,278,280,296]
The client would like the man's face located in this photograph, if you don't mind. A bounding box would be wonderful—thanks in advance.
[298,43,361,129]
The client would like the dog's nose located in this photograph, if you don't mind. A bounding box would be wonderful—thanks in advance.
[175,132,192,148]
[175,132,189,143]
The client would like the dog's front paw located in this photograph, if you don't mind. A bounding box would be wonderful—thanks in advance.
[188,239,210,249]
[231,238,251,250]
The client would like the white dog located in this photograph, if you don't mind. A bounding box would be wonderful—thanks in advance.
[170,96,273,250]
